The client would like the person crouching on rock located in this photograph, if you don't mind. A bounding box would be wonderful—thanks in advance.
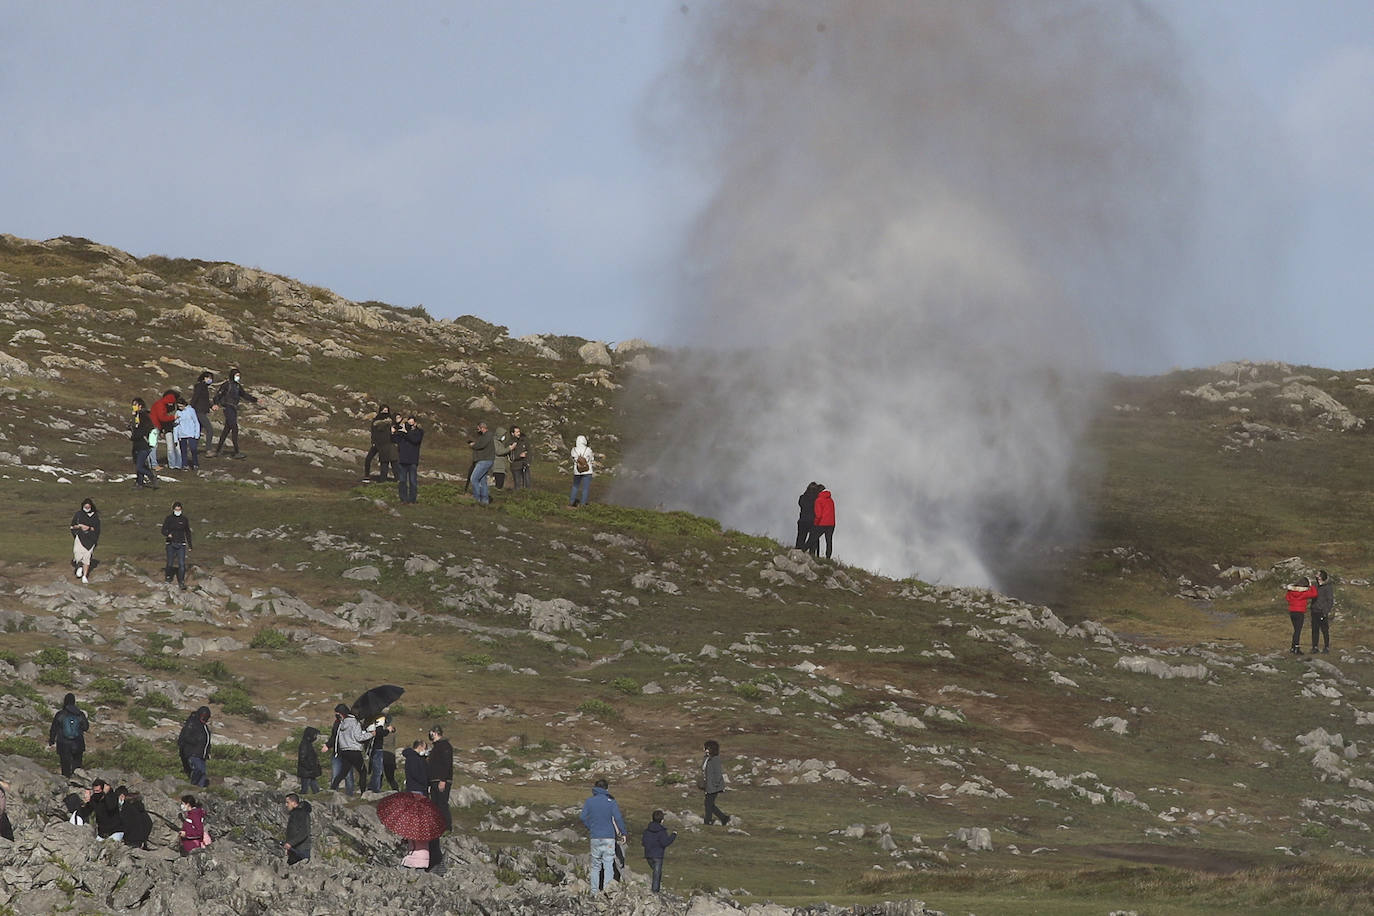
[118,787,153,850]
[1283,576,1318,655]
[178,795,208,854]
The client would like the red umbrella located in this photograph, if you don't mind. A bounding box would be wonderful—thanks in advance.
[375,792,446,842]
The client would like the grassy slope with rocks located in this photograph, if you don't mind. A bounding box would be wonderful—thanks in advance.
[2,234,1374,914]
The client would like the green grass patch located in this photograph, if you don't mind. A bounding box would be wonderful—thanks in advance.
[576,699,618,720]
[610,676,640,695]
[209,686,270,723]
[249,628,296,651]
[37,665,73,687]
[0,735,47,760]
[35,647,69,668]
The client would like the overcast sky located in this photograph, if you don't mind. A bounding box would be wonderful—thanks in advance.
[2,1,1371,370]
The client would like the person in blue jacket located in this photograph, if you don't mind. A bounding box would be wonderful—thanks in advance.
[579,778,626,895]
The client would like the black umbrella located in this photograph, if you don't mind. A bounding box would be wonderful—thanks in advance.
[352,685,405,722]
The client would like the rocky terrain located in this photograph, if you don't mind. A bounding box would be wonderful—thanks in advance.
[3,234,1374,914]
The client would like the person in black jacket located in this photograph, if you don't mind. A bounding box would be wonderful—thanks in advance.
[70,498,100,584]
[402,739,429,794]
[89,781,123,839]
[178,706,212,788]
[211,367,258,459]
[1311,569,1336,653]
[297,726,322,794]
[427,725,453,870]
[392,415,424,504]
[48,692,90,777]
[0,779,13,842]
[189,371,217,457]
[795,482,820,550]
[129,398,159,489]
[283,793,312,864]
[363,405,393,482]
[161,501,193,589]
[508,426,531,490]
[118,788,153,849]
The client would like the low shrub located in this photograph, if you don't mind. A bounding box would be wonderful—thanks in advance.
[249,628,293,651]
[35,647,69,668]
[576,699,618,720]
[610,677,640,695]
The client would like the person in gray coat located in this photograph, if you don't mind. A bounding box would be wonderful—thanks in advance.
[700,739,730,826]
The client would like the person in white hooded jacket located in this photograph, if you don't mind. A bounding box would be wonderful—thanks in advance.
[568,435,595,508]
[328,705,371,796]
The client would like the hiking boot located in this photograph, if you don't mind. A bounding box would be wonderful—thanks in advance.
[179,583,188,591]
[1323,647,1330,653]
[1293,646,1304,655]
[231,452,246,459]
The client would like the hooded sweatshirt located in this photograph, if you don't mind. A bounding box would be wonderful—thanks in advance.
[641,821,677,860]
[298,727,322,779]
[578,785,626,839]
[334,715,371,752]
[174,407,201,441]
[813,490,836,528]
[570,436,594,476]
[285,800,312,854]
[150,392,178,431]
[178,707,212,760]
[1285,586,1317,614]
[49,694,89,746]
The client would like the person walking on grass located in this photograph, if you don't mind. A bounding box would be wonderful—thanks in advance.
[162,501,193,590]
[568,435,594,508]
[174,397,201,470]
[701,739,731,826]
[641,809,677,894]
[579,778,626,896]
[468,421,496,506]
[1311,569,1335,654]
[70,497,100,584]
[1283,576,1318,655]
[211,367,258,458]
[283,793,312,864]
[48,692,90,777]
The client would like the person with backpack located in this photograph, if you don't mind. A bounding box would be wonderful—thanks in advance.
[211,367,258,458]
[178,706,213,787]
[568,435,595,508]
[161,501,193,590]
[48,692,90,777]
[69,497,100,584]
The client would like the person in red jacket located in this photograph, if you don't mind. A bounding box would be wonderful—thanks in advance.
[1283,576,1318,655]
[807,486,836,559]
[148,390,180,469]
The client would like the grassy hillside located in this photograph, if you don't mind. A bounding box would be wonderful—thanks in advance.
[4,234,1374,914]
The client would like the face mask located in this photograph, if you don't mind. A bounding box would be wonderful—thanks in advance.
[84,507,93,515]
[174,510,182,517]
[233,375,240,382]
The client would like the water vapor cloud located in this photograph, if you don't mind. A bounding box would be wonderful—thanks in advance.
[619,1,1203,587]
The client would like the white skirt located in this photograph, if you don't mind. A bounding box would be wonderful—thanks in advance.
[73,537,95,568]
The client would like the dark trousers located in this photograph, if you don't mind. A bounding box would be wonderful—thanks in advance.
[1311,613,1330,650]
[0,812,12,841]
[165,542,188,585]
[363,444,379,477]
[428,781,452,866]
[397,463,418,503]
[299,776,319,794]
[196,409,214,451]
[1290,612,1305,648]
[646,856,664,892]
[330,750,367,794]
[704,791,729,825]
[56,738,83,777]
[493,472,506,489]
[287,845,310,865]
[216,406,239,453]
[180,437,199,468]
[512,464,531,489]
[807,525,834,558]
[795,521,812,550]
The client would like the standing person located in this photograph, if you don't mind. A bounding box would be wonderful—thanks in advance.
[579,778,627,896]
[392,414,424,504]
[129,398,159,489]
[174,398,201,470]
[401,739,429,794]
[178,706,212,788]
[297,727,322,794]
[701,739,731,826]
[48,692,90,777]
[427,725,453,872]
[0,779,12,842]
[211,367,258,458]
[149,390,180,470]
[808,486,836,559]
[161,501,193,589]
[1311,570,1335,654]
[1283,577,1318,655]
[568,435,595,508]
[492,426,511,490]
[641,809,677,894]
[69,498,100,584]
[795,482,820,550]
[189,371,217,458]
[323,709,353,797]
[509,425,531,490]
[282,793,312,865]
[328,705,370,796]
[468,421,495,506]
[366,715,397,793]
[177,795,208,855]
[364,405,394,482]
